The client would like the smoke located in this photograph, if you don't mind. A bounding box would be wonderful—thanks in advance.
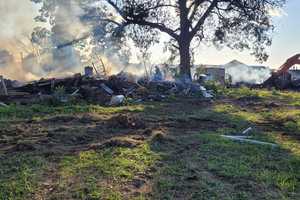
[33,0,147,79]
[224,63,271,84]
[50,0,88,74]
[0,0,93,80]
[22,0,90,79]
[0,49,13,68]
[0,0,151,81]
[0,0,42,81]
[0,0,38,40]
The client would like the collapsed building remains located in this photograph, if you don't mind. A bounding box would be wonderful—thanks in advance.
[0,66,214,106]
[193,60,271,85]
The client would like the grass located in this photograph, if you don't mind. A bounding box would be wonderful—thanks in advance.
[0,154,46,200]
[151,132,300,199]
[1,87,300,199]
[60,144,159,180]
[55,144,160,199]
[214,104,263,124]
[224,86,300,106]
[0,103,145,120]
[201,134,299,193]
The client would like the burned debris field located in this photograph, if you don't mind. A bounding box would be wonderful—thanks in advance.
[1,0,300,200]
[0,86,300,200]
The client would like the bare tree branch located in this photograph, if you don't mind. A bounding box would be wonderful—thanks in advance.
[190,0,218,37]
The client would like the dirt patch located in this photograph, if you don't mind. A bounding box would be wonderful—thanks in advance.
[0,113,148,154]
[11,141,37,151]
[44,115,78,123]
[237,96,262,102]
[151,130,175,144]
[164,117,228,131]
[89,137,143,149]
[43,113,105,124]
[108,114,146,129]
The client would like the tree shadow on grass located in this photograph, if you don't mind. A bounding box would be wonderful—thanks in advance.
[146,103,300,200]
[1,98,300,200]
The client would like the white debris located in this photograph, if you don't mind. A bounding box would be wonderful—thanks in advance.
[199,86,206,91]
[109,95,125,106]
[242,127,253,135]
[221,135,278,147]
[71,89,80,96]
[0,102,8,107]
[199,85,214,98]
[202,91,214,98]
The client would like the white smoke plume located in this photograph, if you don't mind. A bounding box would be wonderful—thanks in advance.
[0,0,41,80]
[22,0,90,79]
[224,61,271,84]
[0,0,145,81]
[0,0,97,81]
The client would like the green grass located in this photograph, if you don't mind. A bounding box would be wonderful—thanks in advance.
[224,87,300,106]
[56,144,160,199]
[151,133,300,200]
[0,154,46,200]
[1,88,300,199]
[214,104,263,123]
[0,103,145,120]
[200,134,299,193]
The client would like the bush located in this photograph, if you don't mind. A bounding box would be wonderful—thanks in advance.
[204,81,226,96]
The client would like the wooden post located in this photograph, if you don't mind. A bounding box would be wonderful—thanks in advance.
[0,76,8,96]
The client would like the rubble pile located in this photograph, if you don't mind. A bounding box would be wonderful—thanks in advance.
[0,71,214,106]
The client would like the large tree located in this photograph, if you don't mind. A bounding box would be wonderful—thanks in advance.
[32,0,285,80]
[93,0,285,80]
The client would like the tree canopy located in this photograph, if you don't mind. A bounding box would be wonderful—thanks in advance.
[31,0,286,80]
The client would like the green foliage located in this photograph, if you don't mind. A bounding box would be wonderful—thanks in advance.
[284,121,299,132]
[225,86,260,99]
[204,81,226,96]
[53,85,66,99]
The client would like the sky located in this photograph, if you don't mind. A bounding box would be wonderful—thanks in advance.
[147,0,300,68]
[188,0,300,68]
[1,0,299,71]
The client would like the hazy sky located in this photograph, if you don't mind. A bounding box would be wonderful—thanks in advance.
[1,0,299,70]
[190,0,300,68]
[147,0,299,68]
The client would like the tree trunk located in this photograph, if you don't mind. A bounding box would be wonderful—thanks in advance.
[178,0,192,82]
[179,40,192,82]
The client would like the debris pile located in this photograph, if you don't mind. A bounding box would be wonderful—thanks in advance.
[0,70,214,105]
